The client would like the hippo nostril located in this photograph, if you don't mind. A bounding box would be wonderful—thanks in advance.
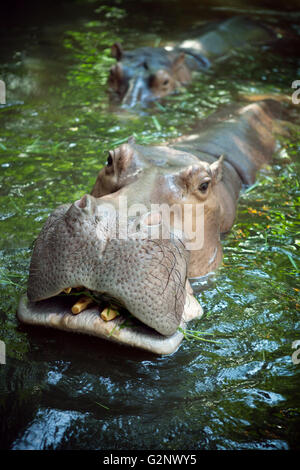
[75,194,96,215]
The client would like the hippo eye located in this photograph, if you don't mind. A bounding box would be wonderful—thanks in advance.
[199,181,210,193]
[107,153,113,166]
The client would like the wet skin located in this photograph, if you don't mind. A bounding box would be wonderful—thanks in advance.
[108,16,275,107]
[18,100,281,354]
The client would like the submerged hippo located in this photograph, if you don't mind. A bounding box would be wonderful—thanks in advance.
[18,99,282,354]
[108,16,275,107]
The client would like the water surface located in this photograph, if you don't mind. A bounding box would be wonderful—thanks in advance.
[0,0,299,450]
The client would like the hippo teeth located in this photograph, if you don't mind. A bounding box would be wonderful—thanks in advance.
[63,284,203,333]
[64,288,139,324]
[182,290,203,323]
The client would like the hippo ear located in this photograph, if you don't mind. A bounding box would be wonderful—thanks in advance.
[210,155,224,184]
[115,143,135,172]
[111,42,123,61]
[172,52,186,71]
[172,52,191,84]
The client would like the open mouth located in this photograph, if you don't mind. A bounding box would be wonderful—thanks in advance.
[59,286,151,327]
[17,280,202,355]
[61,281,202,329]
[17,195,203,354]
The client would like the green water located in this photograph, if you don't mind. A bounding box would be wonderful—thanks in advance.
[0,0,299,450]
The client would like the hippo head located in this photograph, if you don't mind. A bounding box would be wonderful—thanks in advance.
[26,139,223,343]
[91,138,224,277]
[107,43,192,107]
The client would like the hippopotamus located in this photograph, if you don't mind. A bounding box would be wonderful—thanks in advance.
[108,16,275,107]
[17,99,282,355]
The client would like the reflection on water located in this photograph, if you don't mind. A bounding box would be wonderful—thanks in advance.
[0,0,299,450]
